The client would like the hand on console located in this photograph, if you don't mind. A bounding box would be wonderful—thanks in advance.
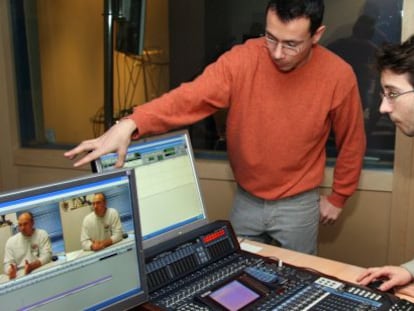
[357,266,413,292]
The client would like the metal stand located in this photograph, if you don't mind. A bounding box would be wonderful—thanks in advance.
[103,0,115,131]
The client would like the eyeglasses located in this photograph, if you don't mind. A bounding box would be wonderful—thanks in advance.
[380,89,414,101]
[264,34,307,56]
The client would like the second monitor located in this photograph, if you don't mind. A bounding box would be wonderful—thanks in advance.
[92,130,209,249]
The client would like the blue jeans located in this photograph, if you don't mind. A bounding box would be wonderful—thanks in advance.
[230,186,320,255]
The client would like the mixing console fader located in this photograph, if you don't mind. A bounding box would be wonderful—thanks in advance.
[142,220,414,311]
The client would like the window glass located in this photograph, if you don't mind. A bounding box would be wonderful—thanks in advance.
[176,0,402,169]
[11,0,105,146]
[11,0,403,169]
[323,0,402,167]
[11,0,169,146]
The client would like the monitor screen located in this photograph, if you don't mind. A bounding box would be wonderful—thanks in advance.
[92,130,208,250]
[0,169,148,310]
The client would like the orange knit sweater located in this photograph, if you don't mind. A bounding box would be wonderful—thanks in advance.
[128,38,366,208]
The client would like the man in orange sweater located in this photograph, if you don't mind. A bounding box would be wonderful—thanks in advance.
[65,0,366,254]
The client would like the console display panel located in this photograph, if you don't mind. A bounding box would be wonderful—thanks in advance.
[208,280,260,311]
[92,130,208,249]
[0,169,147,310]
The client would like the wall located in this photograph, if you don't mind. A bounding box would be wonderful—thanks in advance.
[60,202,91,252]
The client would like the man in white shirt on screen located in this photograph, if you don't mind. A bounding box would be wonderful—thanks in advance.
[3,212,52,279]
[80,193,123,251]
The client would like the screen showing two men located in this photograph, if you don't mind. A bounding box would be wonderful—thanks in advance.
[0,171,147,310]
[94,132,207,249]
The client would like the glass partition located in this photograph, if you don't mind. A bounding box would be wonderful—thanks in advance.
[10,0,403,169]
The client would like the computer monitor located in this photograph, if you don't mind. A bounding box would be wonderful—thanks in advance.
[0,169,148,310]
[92,130,209,250]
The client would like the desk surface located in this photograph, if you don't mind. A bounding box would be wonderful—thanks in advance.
[240,239,414,302]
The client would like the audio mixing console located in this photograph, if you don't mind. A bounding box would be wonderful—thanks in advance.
[142,220,414,311]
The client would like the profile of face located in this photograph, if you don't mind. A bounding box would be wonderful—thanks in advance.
[379,69,414,137]
[18,213,35,237]
[265,9,325,72]
[92,193,107,217]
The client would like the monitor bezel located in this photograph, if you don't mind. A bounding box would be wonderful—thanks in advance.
[0,168,148,311]
[91,129,209,250]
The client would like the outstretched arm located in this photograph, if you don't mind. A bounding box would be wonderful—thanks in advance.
[64,119,137,168]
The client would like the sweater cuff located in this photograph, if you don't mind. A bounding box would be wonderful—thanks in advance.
[327,192,348,208]
[401,261,414,279]
[123,116,140,140]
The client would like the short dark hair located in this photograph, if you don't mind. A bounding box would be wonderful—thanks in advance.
[266,0,324,36]
[18,211,34,223]
[94,192,106,201]
[376,35,414,88]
